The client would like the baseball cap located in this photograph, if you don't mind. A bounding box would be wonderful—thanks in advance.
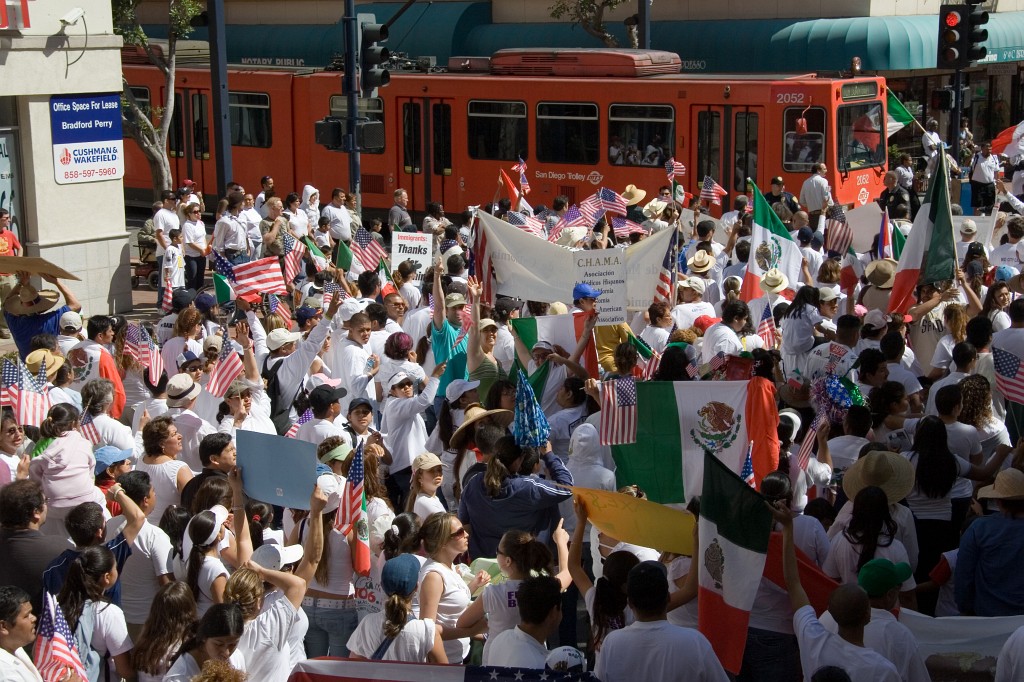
[797,226,814,244]
[692,315,721,333]
[94,446,133,477]
[194,292,217,314]
[444,292,467,308]
[381,554,421,597]
[771,176,784,185]
[679,277,706,295]
[996,266,1016,282]
[59,310,83,332]
[810,232,825,247]
[572,282,603,300]
[387,371,414,393]
[176,350,202,369]
[266,328,303,351]
[546,646,587,673]
[308,384,347,412]
[166,374,202,407]
[251,543,304,571]
[224,380,250,399]
[337,298,364,323]
[347,397,374,414]
[413,452,444,472]
[494,298,521,317]
[863,309,888,330]
[202,335,223,354]
[960,219,978,235]
[857,558,912,598]
[171,288,197,311]
[532,340,554,353]
[818,287,839,303]
[445,379,480,403]
[295,306,321,327]
[478,318,498,332]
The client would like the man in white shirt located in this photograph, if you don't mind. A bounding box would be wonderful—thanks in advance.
[805,314,860,382]
[153,190,179,307]
[828,405,872,471]
[990,215,1024,273]
[799,163,833,224]
[671,277,715,330]
[701,301,749,365]
[0,585,44,682]
[595,561,728,682]
[969,142,1001,215]
[483,575,562,669]
[955,218,984,264]
[771,504,902,682]
[213,192,249,264]
[57,310,84,356]
[819,559,930,682]
[326,311,380,415]
[255,175,274,217]
[925,342,975,416]
[322,188,352,244]
[880,331,924,412]
[797,227,823,283]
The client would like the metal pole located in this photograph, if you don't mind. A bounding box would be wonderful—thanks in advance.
[951,69,963,167]
[207,0,232,194]
[638,0,651,50]
[344,0,361,205]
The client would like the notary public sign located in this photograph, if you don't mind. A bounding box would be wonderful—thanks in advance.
[50,94,124,185]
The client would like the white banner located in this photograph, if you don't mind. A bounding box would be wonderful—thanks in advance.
[390,231,432,275]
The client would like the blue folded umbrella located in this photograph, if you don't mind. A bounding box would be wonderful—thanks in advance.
[511,368,550,448]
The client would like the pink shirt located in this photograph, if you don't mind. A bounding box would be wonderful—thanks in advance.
[28,431,98,507]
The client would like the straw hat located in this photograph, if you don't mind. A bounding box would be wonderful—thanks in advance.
[642,198,667,219]
[621,184,647,206]
[450,403,514,451]
[977,468,1024,501]
[687,251,714,274]
[865,259,898,289]
[760,269,789,295]
[842,450,916,503]
[25,349,64,380]
[4,283,60,316]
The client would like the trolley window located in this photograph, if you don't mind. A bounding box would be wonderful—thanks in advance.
[167,93,184,158]
[433,103,452,176]
[733,111,759,192]
[467,100,526,161]
[837,101,886,172]
[403,102,422,174]
[329,96,385,153]
[695,110,721,183]
[536,102,598,165]
[192,93,209,160]
[782,107,826,173]
[228,92,272,148]
[123,86,150,133]
[608,104,674,167]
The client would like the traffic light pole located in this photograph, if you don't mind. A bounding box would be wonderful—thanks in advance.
[951,69,963,166]
[344,0,361,205]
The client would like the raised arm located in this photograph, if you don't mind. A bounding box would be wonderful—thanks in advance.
[466,276,485,372]
[432,257,445,332]
[295,485,327,584]
[769,500,810,612]
[108,482,146,546]
[568,498,594,595]
[229,467,253,567]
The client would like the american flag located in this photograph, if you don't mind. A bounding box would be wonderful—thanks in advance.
[823,203,852,255]
[511,157,527,175]
[578,194,604,226]
[78,411,102,445]
[877,208,892,260]
[654,229,678,305]
[994,347,1024,404]
[593,187,628,215]
[267,292,292,330]
[686,358,699,379]
[161,273,173,313]
[665,157,686,184]
[213,252,287,298]
[757,300,777,348]
[611,216,644,239]
[335,443,364,535]
[285,408,313,438]
[352,227,389,271]
[143,324,164,383]
[123,323,144,364]
[549,205,589,243]
[33,591,87,682]
[642,350,662,380]
[322,280,348,308]
[505,210,545,238]
[512,157,531,195]
[473,214,493,304]
[288,658,599,682]
[599,376,638,445]
[702,351,728,376]
[742,440,755,487]
[206,327,243,398]
[282,233,306,284]
[699,176,728,205]
[1,358,51,427]
[796,415,822,471]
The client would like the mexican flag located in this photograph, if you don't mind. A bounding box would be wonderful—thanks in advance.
[510,313,599,394]
[302,237,328,271]
[887,91,916,138]
[741,180,802,302]
[888,149,957,314]
[335,240,354,271]
[213,272,235,305]
[611,380,749,503]
[698,451,773,674]
[377,258,398,298]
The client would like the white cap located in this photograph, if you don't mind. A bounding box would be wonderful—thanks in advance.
[679,277,706,295]
[863,309,888,330]
[317,473,342,514]
[251,543,304,571]
[817,287,839,303]
[59,311,83,332]
[445,379,480,403]
[338,298,364,323]
[386,371,412,393]
[266,328,303,351]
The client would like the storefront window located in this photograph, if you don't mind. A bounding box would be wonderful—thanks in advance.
[0,98,24,242]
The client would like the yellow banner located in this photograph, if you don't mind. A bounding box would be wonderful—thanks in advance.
[573,487,696,556]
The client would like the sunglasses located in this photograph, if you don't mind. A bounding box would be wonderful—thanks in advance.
[184,364,203,373]
[450,526,469,539]
[395,381,414,389]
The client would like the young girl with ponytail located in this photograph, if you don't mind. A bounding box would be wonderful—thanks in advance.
[131,582,197,682]
[56,545,135,680]
[347,554,448,662]
[457,525,571,659]
[163,603,247,681]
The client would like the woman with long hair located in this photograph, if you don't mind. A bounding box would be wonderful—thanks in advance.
[418,512,490,664]
[131,581,197,682]
[781,285,832,379]
[867,381,914,449]
[466,276,508,399]
[982,281,1012,332]
[457,436,573,559]
[28,403,107,535]
[652,343,696,381]
[928,303,969,378]
[959,374,1012,461]
[484,379,516,411]
[347,554,447,662]
[56,545,135,680]
[405,453,446,522]
[457,526,570,660]
[137,416,193,522]
[163,603,247,681]
[81,378,138,453]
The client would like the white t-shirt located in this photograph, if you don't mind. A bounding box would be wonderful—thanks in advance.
[819,607,930,682]
[547,403,587,463]
[105,517,174,624]
[666,556,698,628]
[412,492,446,523]
[136,458,190,523]
[639,324,670,355]
[823,533,916,591]
[322,204,352,243]
[902,450,972,520]
[595,620,729,682]
[793,605,901,682]
[943,420,982,499]
[0,646,43,682]
[164,244,186,289]
[346,612,436,662]
[480,579,522,660]
[886,362,923,397]
[153,208,179,256]
[162,650,247,682]
[671,301,716,331]
[88,601,134,677]
[996,623,1024,682]
[483,626,548,669]
[700,323,742,364]
[194,555,229,617]
[827,435,869,471]
[419,559,472,663]
[236,591,299,682]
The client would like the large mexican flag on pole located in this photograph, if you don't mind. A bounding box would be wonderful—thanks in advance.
[888,149,957,314]
[741,179,803,302]
[510,313,600,392]
[610,380,749,503]
[698,452,773,674]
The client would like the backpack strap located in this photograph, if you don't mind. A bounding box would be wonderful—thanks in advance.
[370,635,396,660]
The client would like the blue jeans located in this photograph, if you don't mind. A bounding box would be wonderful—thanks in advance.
[736,627,800,682]
[302,601,358,658]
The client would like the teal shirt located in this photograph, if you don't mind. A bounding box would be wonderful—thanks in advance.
[431,318,469,399]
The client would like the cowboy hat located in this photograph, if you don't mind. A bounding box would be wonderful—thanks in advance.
[642,198,668,220]
[621,184,647,206]
[843,450,916,504]
[4,284,60,316]
[977,468,1024,501]
[25,349,64,380]
[450,403,514,451]
[687,251,714,274]
[865,259,898,289]
[760,269,789,295]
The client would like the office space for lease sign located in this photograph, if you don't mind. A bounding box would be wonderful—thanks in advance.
[50,94,124,185]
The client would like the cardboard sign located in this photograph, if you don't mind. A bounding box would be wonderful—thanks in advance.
[236,431,319,510]
[391,231,432,275]
[573,486,696,555]
[1,256,81,281]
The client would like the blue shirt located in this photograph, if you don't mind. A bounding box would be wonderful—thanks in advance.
[955,513,1024,616]
[431,318,469,400]
[6,305,70,359]
[42,532,132,606]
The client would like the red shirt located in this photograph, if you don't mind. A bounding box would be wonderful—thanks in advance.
[0,228,22,276]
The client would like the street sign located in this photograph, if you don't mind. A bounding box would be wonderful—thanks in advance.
[49,94,124,185]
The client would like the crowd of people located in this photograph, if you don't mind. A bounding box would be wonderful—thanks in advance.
[1,144,1024,682]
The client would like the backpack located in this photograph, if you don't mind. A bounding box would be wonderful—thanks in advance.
[261,355,309,435]
[73,601,110,682]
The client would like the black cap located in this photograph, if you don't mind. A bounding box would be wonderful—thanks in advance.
[347,397,374,414]
[308,384,347,412]
[171,288,197,312]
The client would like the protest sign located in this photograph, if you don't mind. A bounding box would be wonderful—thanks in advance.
[953,213,997,250]
[574,249,628,324]
[572,486,696,555]
[236,431,318,510]
[391,231,432,274]
[846,202,884,253]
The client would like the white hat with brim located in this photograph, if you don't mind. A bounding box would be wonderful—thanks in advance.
[642,198,667,219]
[182,505,229,558]
[760,269,789,295]
[557,226,588,247]
[842,450,916,504]
[251,543,305,571]
[445,378,481,403]
[166,374,203,407]
[386,371,413,393]
[4,285,60,316]
[450,403,514,451]
[266,328,303,351]
[778,408,803,437]
[977,468,1024,500]
[687,251,714,274]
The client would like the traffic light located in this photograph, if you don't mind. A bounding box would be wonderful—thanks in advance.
[937,5,969,70]
[360,21,390,98]
[965,0,989,63]
[931,88,955,111]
